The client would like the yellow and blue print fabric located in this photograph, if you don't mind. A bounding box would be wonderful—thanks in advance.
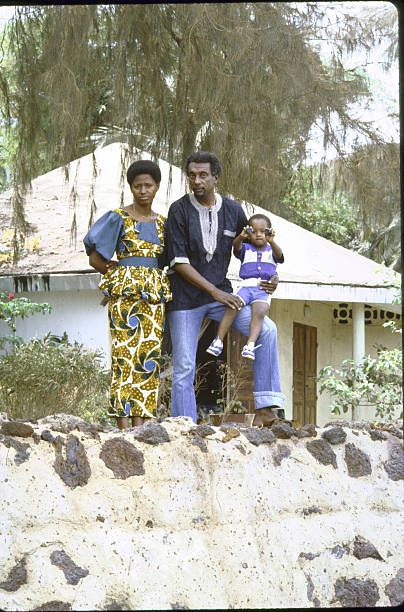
[85,209,171,417]
[108,296,165,418]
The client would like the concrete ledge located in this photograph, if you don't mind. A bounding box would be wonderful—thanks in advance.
[0,413,402,610]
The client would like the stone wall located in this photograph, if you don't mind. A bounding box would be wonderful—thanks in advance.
[0,413,403,610]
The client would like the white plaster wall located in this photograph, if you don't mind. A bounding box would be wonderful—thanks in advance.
[270,299,401,427]
[0,290,110,364]
[271,299,334,426]
[330,319,400,359]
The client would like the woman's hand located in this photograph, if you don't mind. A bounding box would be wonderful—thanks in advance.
[259,274,279,295]
[89,250,115,275]
[105,260,119,270]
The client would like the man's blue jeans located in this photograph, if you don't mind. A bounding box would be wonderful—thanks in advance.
[168,301,286,422]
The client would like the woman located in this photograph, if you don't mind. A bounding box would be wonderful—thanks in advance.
[83,159,172,429]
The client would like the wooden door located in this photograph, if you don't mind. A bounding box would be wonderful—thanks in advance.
[293,323,317,426]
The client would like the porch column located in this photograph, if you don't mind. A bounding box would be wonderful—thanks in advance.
[352,302,365,421]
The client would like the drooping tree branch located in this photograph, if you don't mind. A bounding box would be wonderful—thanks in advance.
[0,2,398,265]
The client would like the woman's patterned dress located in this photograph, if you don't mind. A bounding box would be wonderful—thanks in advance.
[84,208,172,418]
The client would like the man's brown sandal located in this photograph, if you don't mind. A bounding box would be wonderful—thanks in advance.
[252,407,279,428]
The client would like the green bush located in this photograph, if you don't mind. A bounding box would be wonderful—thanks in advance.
[0,291,51,348]
[0,334,112,424]
[319,348,402,421]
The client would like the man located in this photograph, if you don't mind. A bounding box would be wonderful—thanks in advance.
[165,151,285,425]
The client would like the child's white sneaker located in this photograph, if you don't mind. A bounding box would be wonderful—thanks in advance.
[206,337,223,357]
[241,343,262,360]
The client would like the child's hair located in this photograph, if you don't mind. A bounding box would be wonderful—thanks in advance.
[248,213,272,228]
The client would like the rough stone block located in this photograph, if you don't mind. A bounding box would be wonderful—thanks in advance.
[50,550,88,585]
[296,424,317,438]
[384,568,404,607]
[306,439,337,468]
[0,558,27,592]
[1,421,34,438]
[384,442,404,481]
[132,421,170,445]
[330,544,349,558]
[243,427,276,446]
[32,601,72,611]
[322,426,347,445]
[42,413,102,436]
[40,429,56,443]
[222,428,240,443]
[271,423,296,439]
[0,436,30,465]
[53,434,91,487]
[190,435,208,453]
[368,429,388,441]
[353,535,384,561]
[100,438,145,478]
[334,577,380,607]
[191,424,215,438]
[299,552,320,561]
[272,444,291,466]
[344,443,372,477]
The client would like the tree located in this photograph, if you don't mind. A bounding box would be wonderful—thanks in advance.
[279,164,358,248]
[330,143,401,270]
[280,142,400,269]
[0,3,398,257]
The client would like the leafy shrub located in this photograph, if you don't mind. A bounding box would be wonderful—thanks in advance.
[0,291,51,348]
[0,333,112,423]
[319,348,402,421]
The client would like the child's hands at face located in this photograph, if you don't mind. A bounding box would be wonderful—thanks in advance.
[265,228,275,242]
[241,225,253,239]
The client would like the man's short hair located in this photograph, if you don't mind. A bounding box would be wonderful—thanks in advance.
[126,159,161,186]
[185,151,221,178]
[248,213,272,228]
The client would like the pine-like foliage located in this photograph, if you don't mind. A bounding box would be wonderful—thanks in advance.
[0,3,399,265]
[331,143,401,270]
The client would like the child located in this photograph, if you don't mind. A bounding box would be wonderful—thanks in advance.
[206,213,284,360]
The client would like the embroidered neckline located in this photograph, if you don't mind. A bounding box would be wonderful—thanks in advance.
[188,193,222,262]
[189,193,222,212]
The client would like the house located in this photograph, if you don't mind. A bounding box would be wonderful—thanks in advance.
[0,143,401,425]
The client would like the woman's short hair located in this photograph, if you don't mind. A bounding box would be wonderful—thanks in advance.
[185,151,221,178]
[126,160,161,186]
